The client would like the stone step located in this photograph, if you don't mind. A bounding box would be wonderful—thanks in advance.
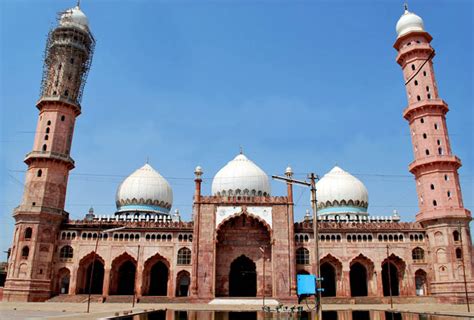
[105,295,135,303]
[47,294,103,303]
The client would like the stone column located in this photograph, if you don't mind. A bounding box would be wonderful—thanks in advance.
[69,265,78,295]
[102,267,111,297]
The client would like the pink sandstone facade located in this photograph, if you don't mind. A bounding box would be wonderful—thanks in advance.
[3,5,473,304]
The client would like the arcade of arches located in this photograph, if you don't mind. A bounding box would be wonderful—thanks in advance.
[215,214,271,297]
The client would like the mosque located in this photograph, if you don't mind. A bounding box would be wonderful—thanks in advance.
[2,3,473,304]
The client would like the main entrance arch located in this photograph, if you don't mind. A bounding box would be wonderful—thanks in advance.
[320,262,336,297]
[215,213,272,297]
[350,262,368,297]
[229,255,257,297]
[76,253,105,294]
[142,254,170,296]
[109,253,137,295]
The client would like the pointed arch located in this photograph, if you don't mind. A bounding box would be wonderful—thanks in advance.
[54,267,71,295]
[216,211,272,237]
[110,252,137,295]
[349,254,374,297]
[176,270,191,297]
[76,252,105,294]
[320,254,342,297]
[415,269,428,296]
[142,252,170,296]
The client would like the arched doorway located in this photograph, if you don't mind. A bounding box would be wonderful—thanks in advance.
[215,213,271,297]
[110,253,137,295]
[415,269,427,296]
[148,261,168,296]
[382,262,399,296]
[55,268,70,295]
[229,255,257,297]
[350,262,368,296]
[76,253,105,294]
[320,262,336,297]
[117,261,136,295]
[176,271,190,297]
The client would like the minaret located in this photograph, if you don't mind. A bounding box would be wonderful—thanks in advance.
[3,5,94,302]
[394,6,472,297]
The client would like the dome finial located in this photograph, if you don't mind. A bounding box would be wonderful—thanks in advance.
[239,145,243,155]
[77,0,81,8]
[403,1,409,12]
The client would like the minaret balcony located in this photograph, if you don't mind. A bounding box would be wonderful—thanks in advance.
[36,96,81,116]
[403,99,448,121]
[396,42,434,65]
[24,150,75,169]
[408,154,462,175]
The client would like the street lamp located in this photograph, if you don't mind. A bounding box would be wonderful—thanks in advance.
[86,225,126,313]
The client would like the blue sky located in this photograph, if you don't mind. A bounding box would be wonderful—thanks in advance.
[1,0,472,257]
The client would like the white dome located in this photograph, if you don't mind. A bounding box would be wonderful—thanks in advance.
[396,9,424,37]
[116,163,173,214]
[316,166,368,215]
[212,153,271,196]
[60,6,89,31]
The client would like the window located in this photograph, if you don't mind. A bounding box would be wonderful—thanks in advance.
[61,115,65,121]
[453,231,460,242]
[47,120,51,125]
[438,148,443,155]
[44,135,48,140]
[437,139,441,145]
[444,174,449,181]
[425,149,429,156]
[70,58,74,64]
[420,118,424,124]
[59,246,74,259]
[423,71,427,76]
[411,64,416,71]
[296,248,310,265]
[456,248,462,260]
[64,90,69,97]
[37,170,42,177]
[42,144,47,152]
[177,247,191,265]
[46,127,50,133]
[22,246,29,259]
[426,86,430,92]
[447,191,451,198]
[414,80,418,86]
[24,227,32,240]
[417,95,421,101]
[423,133,427,139]
[427,93,431,99]
[434,123,438,130]
[433,200,437,206]
[412,247,424,261]
[430,184,435,190]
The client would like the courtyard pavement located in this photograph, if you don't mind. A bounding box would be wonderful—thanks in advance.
[0,302,473,320]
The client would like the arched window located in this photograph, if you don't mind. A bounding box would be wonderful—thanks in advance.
[37,169,42,177]
[177,247,191,265]
[456,248,462,260]
[22,246,29,259]
[430,184,435,190]
[453,231,460,242]
[425,149,430,155]
[24,227,32,240]
[296,248,310,265]
[414,80,418,86]
[422,133,427,139]
[411,64,416,71]
[412,247,424,261]
[59,246,74,259]
[433,200,437,206]
[42,144,47,151]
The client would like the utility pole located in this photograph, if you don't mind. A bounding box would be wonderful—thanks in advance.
[272,173,321,320]
[386,245,393,309]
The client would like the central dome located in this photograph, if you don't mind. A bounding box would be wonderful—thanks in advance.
[316,166,368,216]
[116,163,173,214]
[212,153,271,197]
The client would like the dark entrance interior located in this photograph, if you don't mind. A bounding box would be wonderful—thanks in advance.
[85,261,104,294]
[382,262,399,296]
[350,262,368,297]
[117,261,136,295]
[352,311,370,320]
[148,261,168,296]
[229,255,256,297]
[176,271,190,297]
[321,262,336,297]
